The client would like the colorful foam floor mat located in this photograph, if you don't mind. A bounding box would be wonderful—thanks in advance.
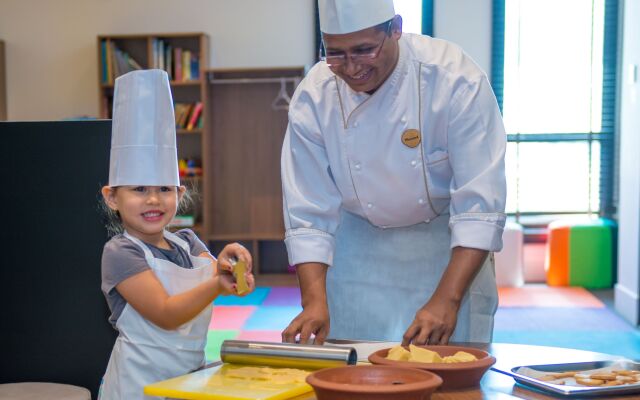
[205,285,640,361]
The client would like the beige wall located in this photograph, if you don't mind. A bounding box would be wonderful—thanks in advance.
[0,0,315,121]
[0,0,497,121]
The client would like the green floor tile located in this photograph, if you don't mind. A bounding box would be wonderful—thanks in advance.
[205,329,239,362]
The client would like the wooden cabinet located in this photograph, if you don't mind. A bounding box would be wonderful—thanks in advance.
[0,40,6,121]
[97,33,208,233]
[203,68,304,273]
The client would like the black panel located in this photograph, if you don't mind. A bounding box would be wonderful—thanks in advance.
[0,120,117,398]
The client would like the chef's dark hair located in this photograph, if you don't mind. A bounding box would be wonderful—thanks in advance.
[99,186,194,237]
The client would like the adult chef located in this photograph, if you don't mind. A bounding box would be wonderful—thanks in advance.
[281,0,507,346]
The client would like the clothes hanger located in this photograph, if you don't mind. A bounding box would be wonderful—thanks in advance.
[271,78,292,111]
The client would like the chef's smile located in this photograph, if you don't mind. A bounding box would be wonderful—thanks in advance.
[321,17,400,94]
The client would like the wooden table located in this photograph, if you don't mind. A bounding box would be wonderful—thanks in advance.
[291,343,637,400]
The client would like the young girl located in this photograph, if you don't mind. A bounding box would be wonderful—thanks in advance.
[99,69,255,399]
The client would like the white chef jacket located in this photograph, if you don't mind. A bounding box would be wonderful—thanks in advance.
[281,33,507,267]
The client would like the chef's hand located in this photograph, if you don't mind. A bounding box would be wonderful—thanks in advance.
[282,303,330,345]
[402,293,460,346]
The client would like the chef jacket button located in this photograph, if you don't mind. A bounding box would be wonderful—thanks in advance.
[354,162,361,170]
[354,122,359,128]
[410,160,417,167]
[418,198,426,205]
[367,202,373,209]
[401,116,407,123]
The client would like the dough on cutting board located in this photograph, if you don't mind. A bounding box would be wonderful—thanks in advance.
[224,366,309,384]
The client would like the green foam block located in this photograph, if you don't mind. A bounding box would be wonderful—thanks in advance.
[568,219,616,289]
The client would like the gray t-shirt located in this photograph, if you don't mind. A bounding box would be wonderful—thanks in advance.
[101,229,209,328]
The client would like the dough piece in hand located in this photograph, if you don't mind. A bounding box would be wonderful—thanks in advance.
[233,260,249,295]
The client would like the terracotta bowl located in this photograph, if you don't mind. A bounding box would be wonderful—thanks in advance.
[368,345,496,390]
[306,365,442,400]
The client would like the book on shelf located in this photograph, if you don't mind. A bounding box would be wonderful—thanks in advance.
[191,54,200,80]
[101,40,143,84]
[165,44,173,81]
[174,47,182,83]
[150,39,200,82]
[174,102,203,131]
[186,102,203,130]
[182,50,192,81]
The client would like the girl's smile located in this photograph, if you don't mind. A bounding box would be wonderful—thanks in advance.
[102,185,186,247]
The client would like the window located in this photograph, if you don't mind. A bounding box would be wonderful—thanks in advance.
[394,0,433,36]
[394,0,423,34]
[492,0,618,220]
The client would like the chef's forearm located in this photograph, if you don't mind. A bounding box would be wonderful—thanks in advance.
[296,262,329,308]
[431,247,489,305]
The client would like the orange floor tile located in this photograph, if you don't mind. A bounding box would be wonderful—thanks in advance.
[498,285,604,308]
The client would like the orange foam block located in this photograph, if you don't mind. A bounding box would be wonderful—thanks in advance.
[545,222,571,286]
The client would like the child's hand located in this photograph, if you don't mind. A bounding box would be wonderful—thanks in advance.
[216,243,255,296]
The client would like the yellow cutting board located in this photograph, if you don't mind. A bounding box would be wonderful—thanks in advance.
[144,363,314,400]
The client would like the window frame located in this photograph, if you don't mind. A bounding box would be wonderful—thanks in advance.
[491,0,619,221]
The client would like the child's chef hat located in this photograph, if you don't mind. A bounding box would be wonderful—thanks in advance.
[318,0,395,34]
[108,69,179,187]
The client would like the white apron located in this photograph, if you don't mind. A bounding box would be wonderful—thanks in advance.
[327,211,498,342]
[100,230,213,400]
[324,51,499,343]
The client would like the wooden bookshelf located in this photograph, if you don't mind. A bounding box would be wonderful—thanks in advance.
[0,40,6,121]
[97,32,208,119]
[97,32,209,232]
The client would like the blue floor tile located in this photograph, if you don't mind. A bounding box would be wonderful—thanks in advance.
[214,287,270,305]
[243,306,303,331]
[494,307,634,332]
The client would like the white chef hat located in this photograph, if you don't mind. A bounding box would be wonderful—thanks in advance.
[108,69,179,187]
[319,0,395,34]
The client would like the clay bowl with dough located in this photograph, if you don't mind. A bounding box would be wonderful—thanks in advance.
[368,345,496,389]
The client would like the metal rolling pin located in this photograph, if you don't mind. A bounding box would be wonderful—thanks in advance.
[220,340,358,370]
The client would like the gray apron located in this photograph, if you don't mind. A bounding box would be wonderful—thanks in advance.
[327,210,498,342]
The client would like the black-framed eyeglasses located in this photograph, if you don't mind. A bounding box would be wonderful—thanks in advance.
[319,19,393,67]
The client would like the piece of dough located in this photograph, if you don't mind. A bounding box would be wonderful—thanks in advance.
[408,345,443,363]
[386,345,411,361]
[233,260,249,295]
[442,351,478,363]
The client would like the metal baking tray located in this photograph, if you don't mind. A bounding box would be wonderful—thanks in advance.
[494,360,640,397]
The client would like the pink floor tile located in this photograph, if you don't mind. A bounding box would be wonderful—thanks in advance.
[236,330,283,342]
[209,306,257,330]
[498,286,604,308]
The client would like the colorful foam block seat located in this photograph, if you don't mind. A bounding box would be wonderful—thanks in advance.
[494,221,525,287]
[545,218,616,289]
